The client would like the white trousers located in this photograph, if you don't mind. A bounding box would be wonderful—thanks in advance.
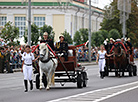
[23,65,33,80]
[99,59,105,72]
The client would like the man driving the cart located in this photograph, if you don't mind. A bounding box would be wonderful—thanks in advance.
[40,32,55,50]
[55,35,68,61]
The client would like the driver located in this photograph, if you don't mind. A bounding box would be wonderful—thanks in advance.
[55,35,68,61]
[40,32,55,50]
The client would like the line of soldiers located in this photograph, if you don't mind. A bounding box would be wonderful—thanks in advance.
[40,32,68,61]
[0,46,13,73]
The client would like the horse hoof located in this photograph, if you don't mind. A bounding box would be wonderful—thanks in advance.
[46,88,50,90]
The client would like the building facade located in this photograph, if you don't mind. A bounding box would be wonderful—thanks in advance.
[0,0,104,42]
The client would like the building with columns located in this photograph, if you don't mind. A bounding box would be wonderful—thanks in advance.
[0,0,104,42]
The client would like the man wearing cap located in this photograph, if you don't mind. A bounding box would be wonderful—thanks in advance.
[4,46,12,73]
[55,35,68,61]
[104,38,110,54]
[0,47,5,73]
[40,32,55,50]
[109,38,114,49]
[126,38,132,54]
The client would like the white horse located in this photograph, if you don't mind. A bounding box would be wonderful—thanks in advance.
[39,43,58,90]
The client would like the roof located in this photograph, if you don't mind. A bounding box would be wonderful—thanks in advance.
[0,1,104,14]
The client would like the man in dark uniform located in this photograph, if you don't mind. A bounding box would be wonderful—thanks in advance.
[40,32,55,50]
[55,35,68,61]
[0,47,5,73]
[4,46,12,73]
[126,38,132,54]
[104,38,110,54]
[109,38,114,49]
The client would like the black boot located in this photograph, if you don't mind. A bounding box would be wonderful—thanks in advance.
[29,80,33,90]
[100,71,104,79]
[24,80,28,92]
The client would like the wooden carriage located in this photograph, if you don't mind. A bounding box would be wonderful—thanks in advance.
[35,45,88,89]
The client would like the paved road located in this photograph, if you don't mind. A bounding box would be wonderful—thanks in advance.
[0,61,138,102]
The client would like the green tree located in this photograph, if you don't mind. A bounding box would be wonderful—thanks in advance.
[61,30,73,44]
[109,29,121,40]
[1,21,19,45]
[91,31,104,47]
[100,0,138,46]
[73,28,88,45]
[24,24,39,45]
[99,30,109,40]
[40,24,55,40]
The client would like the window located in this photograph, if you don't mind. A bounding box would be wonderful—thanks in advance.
[34,17,45,28]
[0,17,7,26]
[15,17,26,38]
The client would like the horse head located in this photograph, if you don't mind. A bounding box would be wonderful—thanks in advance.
[39,43,48,60]
[114,43,122,57]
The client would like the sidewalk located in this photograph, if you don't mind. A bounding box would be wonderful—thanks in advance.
[80,61,97,66]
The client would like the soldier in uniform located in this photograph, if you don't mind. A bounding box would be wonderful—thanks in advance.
[109,38,114,49]
[55,35,68,61]
[126,38,132,54]
[4,46,12,73]
[40,32,55,50]
[0,47,5,73]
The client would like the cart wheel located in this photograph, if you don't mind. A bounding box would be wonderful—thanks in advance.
[77,73,83,88]
[133,65,137,76]
[82,72,88,87]
[42,73,47,88]
[128,65,132,77]
[104,67,109,76]
[36,74,40,89]
[115,71,118,77]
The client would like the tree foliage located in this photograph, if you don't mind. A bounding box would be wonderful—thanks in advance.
[24,24,39,45]
[109,29,121,40]
[73,28,88,45]
[91,31,104,47]
[40,24,55,40]
[1,21,19,45]
[100,0,138,46]
[61,30,73,44]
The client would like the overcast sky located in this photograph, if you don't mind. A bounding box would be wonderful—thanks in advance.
[91,0,113,9]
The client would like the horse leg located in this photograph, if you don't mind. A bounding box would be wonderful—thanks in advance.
[39,67,43,90]
[46,70,51,90]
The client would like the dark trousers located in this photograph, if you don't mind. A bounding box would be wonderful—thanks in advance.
[5,62,12,72]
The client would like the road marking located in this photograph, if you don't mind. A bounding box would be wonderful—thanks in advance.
[93,85,138,102]
[48,81,138,102]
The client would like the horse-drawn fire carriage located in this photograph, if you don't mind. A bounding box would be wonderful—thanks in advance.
[32,43,88,90]
[104,41,137,77]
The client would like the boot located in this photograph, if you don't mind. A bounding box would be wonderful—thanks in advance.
[100,71,104,79]
[29,80,33,90]
[24,80,28,92]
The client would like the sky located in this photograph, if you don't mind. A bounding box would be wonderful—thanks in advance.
[91,0,113,9]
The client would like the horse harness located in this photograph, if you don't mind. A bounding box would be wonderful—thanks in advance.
[40,51,56,65]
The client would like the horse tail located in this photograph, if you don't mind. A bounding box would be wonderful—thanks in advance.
[51,73,55,85]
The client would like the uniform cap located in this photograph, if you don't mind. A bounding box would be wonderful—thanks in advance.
[110,38,113,41]
[59,35,64,38]
[106,38,109,41]
[127,38,130,41]
[43,32,48,36]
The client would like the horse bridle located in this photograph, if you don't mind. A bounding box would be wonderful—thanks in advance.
[114,46,123,57]
[40,48,51,63]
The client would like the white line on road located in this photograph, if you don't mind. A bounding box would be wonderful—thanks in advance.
[48,81,138,102]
